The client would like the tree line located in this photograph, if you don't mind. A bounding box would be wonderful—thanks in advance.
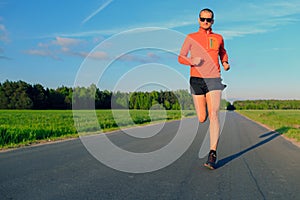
[0,80,202,110]
[4,80,299,110]
[233,100,300,110]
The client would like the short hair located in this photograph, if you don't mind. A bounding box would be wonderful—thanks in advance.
[199,8,214,19]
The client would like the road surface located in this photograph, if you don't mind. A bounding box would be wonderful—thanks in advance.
[0,112,299,199]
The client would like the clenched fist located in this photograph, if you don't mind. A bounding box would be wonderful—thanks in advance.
[191,57,203,66]
[223,62,230,71]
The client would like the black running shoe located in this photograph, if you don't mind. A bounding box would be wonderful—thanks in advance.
[204,150,217,170]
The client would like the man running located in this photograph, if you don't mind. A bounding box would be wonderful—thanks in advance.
[178,8,230,169]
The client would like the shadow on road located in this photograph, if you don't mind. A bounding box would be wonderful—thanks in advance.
[216,131,280,169]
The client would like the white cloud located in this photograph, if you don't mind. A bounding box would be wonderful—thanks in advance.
[118,52,161,63]
[24,0,300,61]
[215,0,300,39]
[59,1,300,40]
[24,49,51,56]
[25,36,84,60]
[52,36,82,47]
[219,29,267,40]
[23,49,61,60]
[71,51,109,60]
[264,1,300,16]
[36,36,83,49]
[28,0,300,42]
[24,36,110,61]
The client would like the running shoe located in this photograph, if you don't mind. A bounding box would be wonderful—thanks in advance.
[204,150,217,170]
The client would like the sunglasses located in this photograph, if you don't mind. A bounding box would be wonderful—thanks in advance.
[200,17,213,23]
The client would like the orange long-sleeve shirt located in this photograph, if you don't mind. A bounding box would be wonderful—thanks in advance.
[178,27,228,78]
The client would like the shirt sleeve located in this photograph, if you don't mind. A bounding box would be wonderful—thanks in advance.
[178,36,192,65]
[219,37,228,63]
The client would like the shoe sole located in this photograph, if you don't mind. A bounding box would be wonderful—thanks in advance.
[204,163,215,170]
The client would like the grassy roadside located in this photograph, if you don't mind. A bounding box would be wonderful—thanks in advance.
[0,109,196,149]
[236,110,300,142]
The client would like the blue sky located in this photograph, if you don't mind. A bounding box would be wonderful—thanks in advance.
[0,0,300,100]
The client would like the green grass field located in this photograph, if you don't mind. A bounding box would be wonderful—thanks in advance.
[236,110,300,142]
[0,110,196,148]
[1,109,299,149]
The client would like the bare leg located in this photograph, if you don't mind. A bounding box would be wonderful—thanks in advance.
[192,94,207,123]
[206,90,222,151]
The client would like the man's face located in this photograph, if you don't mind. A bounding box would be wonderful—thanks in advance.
[198,11,214,30]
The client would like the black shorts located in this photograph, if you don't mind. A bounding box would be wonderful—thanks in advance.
[190,77,226,95]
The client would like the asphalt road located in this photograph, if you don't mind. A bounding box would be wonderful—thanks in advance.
[0,112,299,200]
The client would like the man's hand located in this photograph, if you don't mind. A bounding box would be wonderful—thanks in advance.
[191,57,203,66]
[223,62,230,71]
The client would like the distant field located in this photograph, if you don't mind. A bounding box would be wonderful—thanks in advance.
[0,110,196,148]
[236,110,300,142]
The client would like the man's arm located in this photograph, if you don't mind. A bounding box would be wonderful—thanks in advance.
[178,36,203,66]
[219,37,230,71]
[178,37,193,65]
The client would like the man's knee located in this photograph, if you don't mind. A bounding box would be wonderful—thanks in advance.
[198,115,207,123]
[208,111,219,121]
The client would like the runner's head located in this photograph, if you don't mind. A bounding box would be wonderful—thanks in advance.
[198,8,214,30]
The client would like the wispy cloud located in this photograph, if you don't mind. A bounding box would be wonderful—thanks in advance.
[219,29,268,40]
[0,23,9,42]
[24,36,111,61]
[23,49,61,60]
[118,52,161,63]
[24,33,164,62]
[82,0,114,24]
[70,51,109,60]
[78,1,298,37]
[24,0,300,62]
[216,0,300,39]
[48,20,194,39]
[55,0,300,40]
[24,37,83,60]
[52,36,82,47]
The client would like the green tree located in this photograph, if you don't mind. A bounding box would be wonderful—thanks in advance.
[0,82,9,109]
[29,84,49,109]
[1,80,33,109]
